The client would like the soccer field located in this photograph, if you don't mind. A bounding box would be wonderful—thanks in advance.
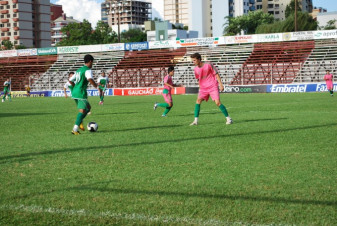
[0,93,336,225]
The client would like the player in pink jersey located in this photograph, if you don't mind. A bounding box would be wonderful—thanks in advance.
[154,66,175,116]
[324,70,334,96]
[190,53,232,125]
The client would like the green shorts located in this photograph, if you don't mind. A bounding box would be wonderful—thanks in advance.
[99,85,106,92]
[74,99,91,111]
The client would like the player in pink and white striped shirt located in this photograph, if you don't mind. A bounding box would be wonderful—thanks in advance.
[190,53,232,125]
[324,70,334,96]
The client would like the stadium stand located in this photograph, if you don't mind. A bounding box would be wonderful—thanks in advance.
[31,51,124,90]
[0,55,57,91]
[294,39,337,83]
[111,48,186,88]
[231,41,315,85]
[173,44,254,86]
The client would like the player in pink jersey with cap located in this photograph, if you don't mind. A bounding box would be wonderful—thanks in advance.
[190,53,232,125]
[324,69,334,96]
[154,66,175,116]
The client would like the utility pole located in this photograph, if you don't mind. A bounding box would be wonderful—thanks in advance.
[294,0,298,32]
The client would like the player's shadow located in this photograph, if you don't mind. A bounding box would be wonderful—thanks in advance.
[113,124,184,132]
[0,123,336,163]
[0,112,57,118]
[10,180,336,207]
[234,117,288,124]
[93,112,138,116]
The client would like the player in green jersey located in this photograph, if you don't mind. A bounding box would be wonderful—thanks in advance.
[2,78,11,102]
[69,55,98,135]
[97,71,109,105]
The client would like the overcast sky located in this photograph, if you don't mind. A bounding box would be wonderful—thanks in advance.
[50,0,337,29]
[51,0,164,28]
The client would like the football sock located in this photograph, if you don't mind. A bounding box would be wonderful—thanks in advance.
[194,104,200,117]
[73,125,79,132]
[219,104,229,117]
[2,95,5,101]
[157,103,169,108]
[75,112,85,126]
[8,94,11,101]
[163,107,171,115]
[100,96,104,101]
[330,90,334,95]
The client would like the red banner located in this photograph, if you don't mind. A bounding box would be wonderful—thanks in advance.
[114,87,185,96]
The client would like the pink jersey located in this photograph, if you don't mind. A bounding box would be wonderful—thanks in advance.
[163,74,173,92]
[324,73,333,89]
[194,62,219,89]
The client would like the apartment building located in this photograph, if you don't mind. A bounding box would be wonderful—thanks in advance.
[229,0,256,17]
[255,0,313,20]
[102,0,152,33]
[0,0,51,48]
[50,14,80,46]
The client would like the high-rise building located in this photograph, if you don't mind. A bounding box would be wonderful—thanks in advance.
[102,0,152,34]
[255,0,313,20]
[163,0,189,26]
[163,0,256,38]
[0,0,51,48]
[229,0,255,17]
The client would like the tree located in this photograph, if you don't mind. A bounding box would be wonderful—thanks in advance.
[57,19,93,46]
[1,40,14,50]
[91,20,118,44]
[320,19,337,30]
[256,12,318,33]
[223,10,274,35]
[15,44,27,49]
[285,0,302,19]
[121,28,147,43]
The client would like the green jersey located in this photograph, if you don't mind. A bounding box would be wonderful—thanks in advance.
[98,76,108,87]
[3,81,10,92]
[70,65,93,100]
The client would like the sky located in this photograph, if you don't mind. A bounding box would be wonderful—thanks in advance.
[50,0,164,28]
[50,0,337,29]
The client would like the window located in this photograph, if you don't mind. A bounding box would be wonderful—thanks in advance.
[275,11,279,14]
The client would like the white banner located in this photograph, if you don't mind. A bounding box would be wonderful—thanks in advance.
[0,50,17,58]
[78,44,102,53]
[148,40,176,49]
[57,46,80,54]
[101,43,125,51]
[17,48,37,56]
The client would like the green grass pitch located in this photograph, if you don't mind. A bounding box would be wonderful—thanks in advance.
[0,93,336,225]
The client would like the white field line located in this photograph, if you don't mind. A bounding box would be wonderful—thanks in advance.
[0,204,278,226]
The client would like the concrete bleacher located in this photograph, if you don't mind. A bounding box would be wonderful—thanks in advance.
[31,51,124,90]
[111,48,186,88]
[0,55,57,91]
[173,44,254,87]
[231,41,315,85]
[294,39,337,83]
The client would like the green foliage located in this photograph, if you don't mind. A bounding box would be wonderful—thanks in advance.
[57,19,93,46]
[224,10,274,35]
[121,28,147,43]
[320,19,337,30]
[57,20,118,46]
[256,12,318,33]
[15,44,27,49]
[285,0,302,19]
[1,40,14,50]
[90,20,118,44]
[0,93,337,225]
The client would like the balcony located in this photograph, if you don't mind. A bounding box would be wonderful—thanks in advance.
[13,0,18,3]
[14,36,20,40]
[1,37,10,40]
[13,9,19,13]
[13,18,19,22]
[1,18,9,23]
[0,1,8,5]
[1,27,9,32]
[1,10,9,14]
[14,27,19,31]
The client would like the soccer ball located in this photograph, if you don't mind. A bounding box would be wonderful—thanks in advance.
[87,122,98,132]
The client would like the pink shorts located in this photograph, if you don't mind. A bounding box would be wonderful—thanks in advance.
[326,82,333,90]
[198,87,220,102]
[163,93,172,103]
